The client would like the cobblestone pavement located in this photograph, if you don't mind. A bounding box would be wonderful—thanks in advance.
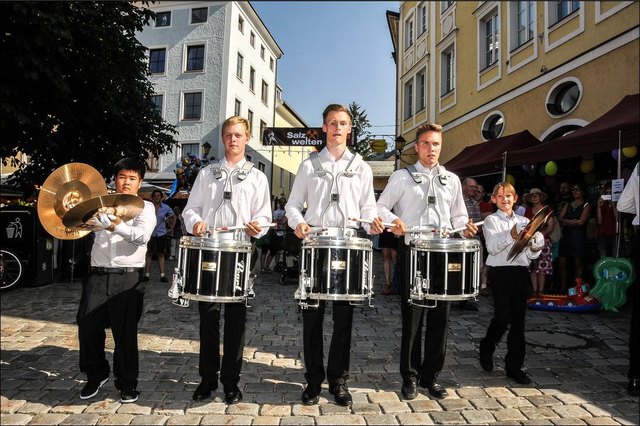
[2,250,638,425]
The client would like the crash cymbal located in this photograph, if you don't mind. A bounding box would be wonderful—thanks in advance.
[507,205,553,262]
[62,194,144,229]
[37,163,108,240]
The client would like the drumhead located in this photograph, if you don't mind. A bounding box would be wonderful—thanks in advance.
[302,235,372,251]
[180,236,252,252]
[410,237,480,252]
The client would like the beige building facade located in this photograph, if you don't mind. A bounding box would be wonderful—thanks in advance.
[391,1,639,166]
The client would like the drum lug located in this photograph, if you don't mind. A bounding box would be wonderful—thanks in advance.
[168,267,183,299]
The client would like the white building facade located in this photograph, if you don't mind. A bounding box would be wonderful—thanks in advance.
[136,1,283,183]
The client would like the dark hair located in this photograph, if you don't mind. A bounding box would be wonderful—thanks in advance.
[151,189,163,198]
[114,157,146,180]
[322,104,351,123]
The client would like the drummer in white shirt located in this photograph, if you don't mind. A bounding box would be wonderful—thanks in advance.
[285,104,384,407]
[182,116,272,404]
[377,123,478,400]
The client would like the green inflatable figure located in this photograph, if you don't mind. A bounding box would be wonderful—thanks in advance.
[590,257,635,312]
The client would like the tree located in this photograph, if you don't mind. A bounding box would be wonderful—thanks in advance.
[348,102,373,159]
[0,2,177,193]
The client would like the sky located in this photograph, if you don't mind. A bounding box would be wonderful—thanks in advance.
[251,1,399,141]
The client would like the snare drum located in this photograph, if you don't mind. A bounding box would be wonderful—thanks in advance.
[296,228,373,306]
[178,236,253,303]
[409,237,480,306]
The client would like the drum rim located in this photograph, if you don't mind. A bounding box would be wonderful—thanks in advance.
[302,236,373,250]
[410,237,480,251]
[180,236,252,250]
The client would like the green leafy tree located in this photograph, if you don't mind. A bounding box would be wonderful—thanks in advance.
[348,102,373,159]
[0,2,177,193]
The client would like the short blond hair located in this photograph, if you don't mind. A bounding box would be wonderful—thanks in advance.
[322,104,351,124]
[415,123,443,140]
[491,181,517,197]
[221,116,250,137]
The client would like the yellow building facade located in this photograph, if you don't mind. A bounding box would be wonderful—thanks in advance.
[392,1,639,166]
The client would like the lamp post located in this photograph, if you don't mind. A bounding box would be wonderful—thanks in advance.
[395,135,406,170]
[201,141,212,163]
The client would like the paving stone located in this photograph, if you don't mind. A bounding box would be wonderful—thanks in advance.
[493,408,528,422]
[367,391,400,404]
[59,413,103,425]
[316,414,366,425]
[351,403,381,414]
[96,413,135,424]
[129,414,169,425]
[0,398,26,414]
[396,412,435,425]
[440,399,472,411]
[0,414,33,425]
[430,411,466,424]
[407,399,442,412]
[461,409,496,424]
[584,418,625,425]
[553,405,594,419]
[361,413,399,425]
[259,404,291,417]
[280,417,315,425]
[470,397,502,410]
[497,396,534,408]
[201,414,252,425]
[23,413,69,425]
[551,418,587,425]
[227,403,260,416]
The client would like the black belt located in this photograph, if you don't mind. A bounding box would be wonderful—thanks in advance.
[90,267,142,274]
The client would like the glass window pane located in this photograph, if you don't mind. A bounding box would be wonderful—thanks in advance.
[191,7,207,24]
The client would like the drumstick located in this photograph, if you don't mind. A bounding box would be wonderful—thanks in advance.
[447,221,484,235]
[349,217,397,228]
[306,227,327,234]
[214,223,277,232]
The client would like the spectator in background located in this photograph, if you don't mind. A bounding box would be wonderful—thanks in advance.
[475,183,493,296]
[379,230,399,295]
[169,206,186,261]
[523,188,556,296]
[556,181,572,215]
[616,162,639,396]
[596,182,616,257]
[558,184,592,291]
[460,177,481,311]
[144,190,175,283]
[263,198,287,272]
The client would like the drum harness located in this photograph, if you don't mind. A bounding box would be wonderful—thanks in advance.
[295,151,374,308]
[169,161,256,306]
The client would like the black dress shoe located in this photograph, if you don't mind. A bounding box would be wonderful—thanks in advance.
[506,369,531,385]
[224,385,243,404]
[479,351,493,372]
[329,383,352,406]
[401,379,418,400]
[627,378,640,396]
[301,383,321,405]
[192,379,217,401]
[423,380,448,399]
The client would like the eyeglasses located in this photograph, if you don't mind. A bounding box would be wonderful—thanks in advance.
[572,187,582,192]
[326,120,351,129]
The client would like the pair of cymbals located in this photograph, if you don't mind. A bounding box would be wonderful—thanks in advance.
[507,205,553,261]
[37,163,108,240]
[37,163,144,239]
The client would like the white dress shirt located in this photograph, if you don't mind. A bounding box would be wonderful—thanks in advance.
[617,162,639,225]
[285,148,377,232]
[377,162,469,244]
[91,200,156,268]
[484,209,541,267]
[182,158,272,239]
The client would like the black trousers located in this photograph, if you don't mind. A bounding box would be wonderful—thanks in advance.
[629,229,639,380]
[77,271,144,390]
[198,302,246,387]
[398,242,450,384]
[480,266,529,372]
[303,301,354,386]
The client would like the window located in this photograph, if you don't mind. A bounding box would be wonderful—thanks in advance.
[261,80,269,104]
[403,80,413,119]
[260,45,265,60]
[236,52,244,80]
[186,45,205,72]
[417,70,426,111]
[234,99,242,116]
[546,80,581,116]
[482,113,505,139]
[250,31,255,47]
[556,0,580,23]
[247,109,254,135]
[246,154,253,162]
[238,16,244,33]
[182,143,199,158]
[149,48,166,74]
[279,168,285,187]
[191,7,207,24]
[441,0,454,14]
[259,120,267,140]
[441,47,455,95]
[151,94,163,116]
[183,92,203,120]
[258,161,266,173]
[249,67,256,92]
[481,11,500,69]
[419,3,428,35]
[405,17,414,48]
[289,172,294,191]
[270,57,274,71]
[155,11,171,27]
[516,1,534,47]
